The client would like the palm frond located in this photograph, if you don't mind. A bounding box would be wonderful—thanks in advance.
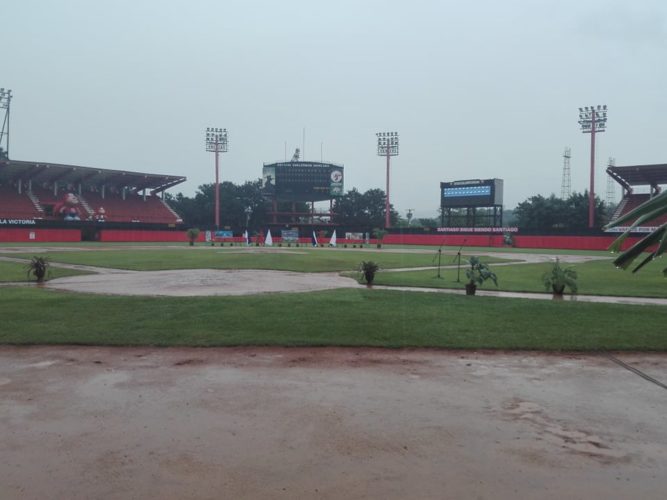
[605,191,667,229]
[611,226,666,271]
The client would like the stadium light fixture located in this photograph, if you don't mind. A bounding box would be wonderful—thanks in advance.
[376,131,399,229]
[205,127,229,230]
[578,104,607,228]
[0,88,12,159]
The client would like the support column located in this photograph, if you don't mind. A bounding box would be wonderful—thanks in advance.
[588,113,597,228]
[385,151,391,228]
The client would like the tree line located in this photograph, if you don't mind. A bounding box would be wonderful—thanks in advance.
[165,181,399,231]
[513,191,613,231]
[166,181,615,232]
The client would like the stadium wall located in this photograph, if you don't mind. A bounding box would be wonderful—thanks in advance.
[0,228,81,242]
[383,233,641,251]
[99,229,198,243]
[0,228,646,250]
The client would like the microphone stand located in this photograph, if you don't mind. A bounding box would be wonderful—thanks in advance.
[455,240,466,283]
[432,238,446,279]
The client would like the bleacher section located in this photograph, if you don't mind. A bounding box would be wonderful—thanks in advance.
[615,193,667,226]
[29,186,92,219]
[0,186,42,219]
[607,163,667,228]
[1,185,182,224]
[80,192,181,224]
[0,159,186,226]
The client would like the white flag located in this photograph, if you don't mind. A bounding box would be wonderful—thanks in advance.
[329,230,337,247]
[243,230,249,246]
[265,229,273,246]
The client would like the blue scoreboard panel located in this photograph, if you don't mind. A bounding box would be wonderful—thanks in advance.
[440,179,503,208]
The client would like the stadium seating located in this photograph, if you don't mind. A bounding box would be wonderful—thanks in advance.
[29,187,92,220]
[80,191,181,224]
[0,185,43,219]
[1,184,180,224]
[614,193,667,226]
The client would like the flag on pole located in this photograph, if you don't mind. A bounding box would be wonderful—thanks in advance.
[243,230,249,246]
[329,230,337,247]
[265,229,273,246]
[311,230,319,247]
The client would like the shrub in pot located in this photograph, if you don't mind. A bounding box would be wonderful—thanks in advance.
[186,228,200,246]
[359,261,380,287]
[542,258,577,299]
[26,256,50,283]
[465,256,498,295]
[373,228,388,249]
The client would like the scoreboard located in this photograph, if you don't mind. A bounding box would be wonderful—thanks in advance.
[263,162,344,202]
[441,179,503,208]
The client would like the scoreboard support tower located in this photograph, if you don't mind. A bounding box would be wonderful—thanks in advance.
[441,205,503,227]
[262,160,344,229]
[440,179,504,228]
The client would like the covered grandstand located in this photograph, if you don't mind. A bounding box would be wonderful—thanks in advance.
[607,163,667,231]
[0,159,186,241]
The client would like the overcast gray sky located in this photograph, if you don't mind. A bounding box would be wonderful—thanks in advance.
[3,0,666,217]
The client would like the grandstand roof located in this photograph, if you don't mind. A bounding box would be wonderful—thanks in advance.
[0,159,186,194]
[607,163,667,191]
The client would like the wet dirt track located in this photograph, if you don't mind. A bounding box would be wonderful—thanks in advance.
[1,347,666,500]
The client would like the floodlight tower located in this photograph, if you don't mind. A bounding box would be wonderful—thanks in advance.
[205,127,228,230]
[578,105,608,228]
[0,88,12,159]
[606,157,616,206]
[376,131,399,228]
[561,147,571,199]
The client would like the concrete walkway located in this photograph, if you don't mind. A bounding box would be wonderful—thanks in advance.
[372,285,667,306]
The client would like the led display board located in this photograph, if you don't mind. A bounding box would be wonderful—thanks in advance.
[440,179,503,208]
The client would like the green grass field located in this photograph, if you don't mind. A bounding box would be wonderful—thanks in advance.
[1,243,665,350]
[372,259,667,298]
[1,287,666,350]
[0,247,513,272]
[0,260,91,282]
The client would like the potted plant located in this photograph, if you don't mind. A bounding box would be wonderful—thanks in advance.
[186,228,200,246]
[26,256,50,283]
[465,256,498,295]
[359,261,380,287]
[542,258,577,299]
[373,228,388,248]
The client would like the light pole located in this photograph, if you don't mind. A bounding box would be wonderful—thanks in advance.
[376,131,399,228]
[406,208,414,226]
[578,105,607,229]
[245,205,252,228]
[205,127,228,230]
[0,88,12,159]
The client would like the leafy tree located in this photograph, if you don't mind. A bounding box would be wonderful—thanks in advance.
[514,191,608,230]
[415,217,440,229]
[165,180,267,230]
[332,188,399,228]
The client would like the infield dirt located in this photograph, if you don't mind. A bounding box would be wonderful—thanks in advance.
[1,347,665,499]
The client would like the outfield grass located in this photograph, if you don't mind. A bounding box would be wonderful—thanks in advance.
[0,247,513,272]
[386,244,612,257]
[1,287,666,350]
[372,259,667,298]
[0,261,91,282]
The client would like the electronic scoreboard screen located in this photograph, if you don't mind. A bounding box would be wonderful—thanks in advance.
[440,179,503,208]
[263,162,344,202]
